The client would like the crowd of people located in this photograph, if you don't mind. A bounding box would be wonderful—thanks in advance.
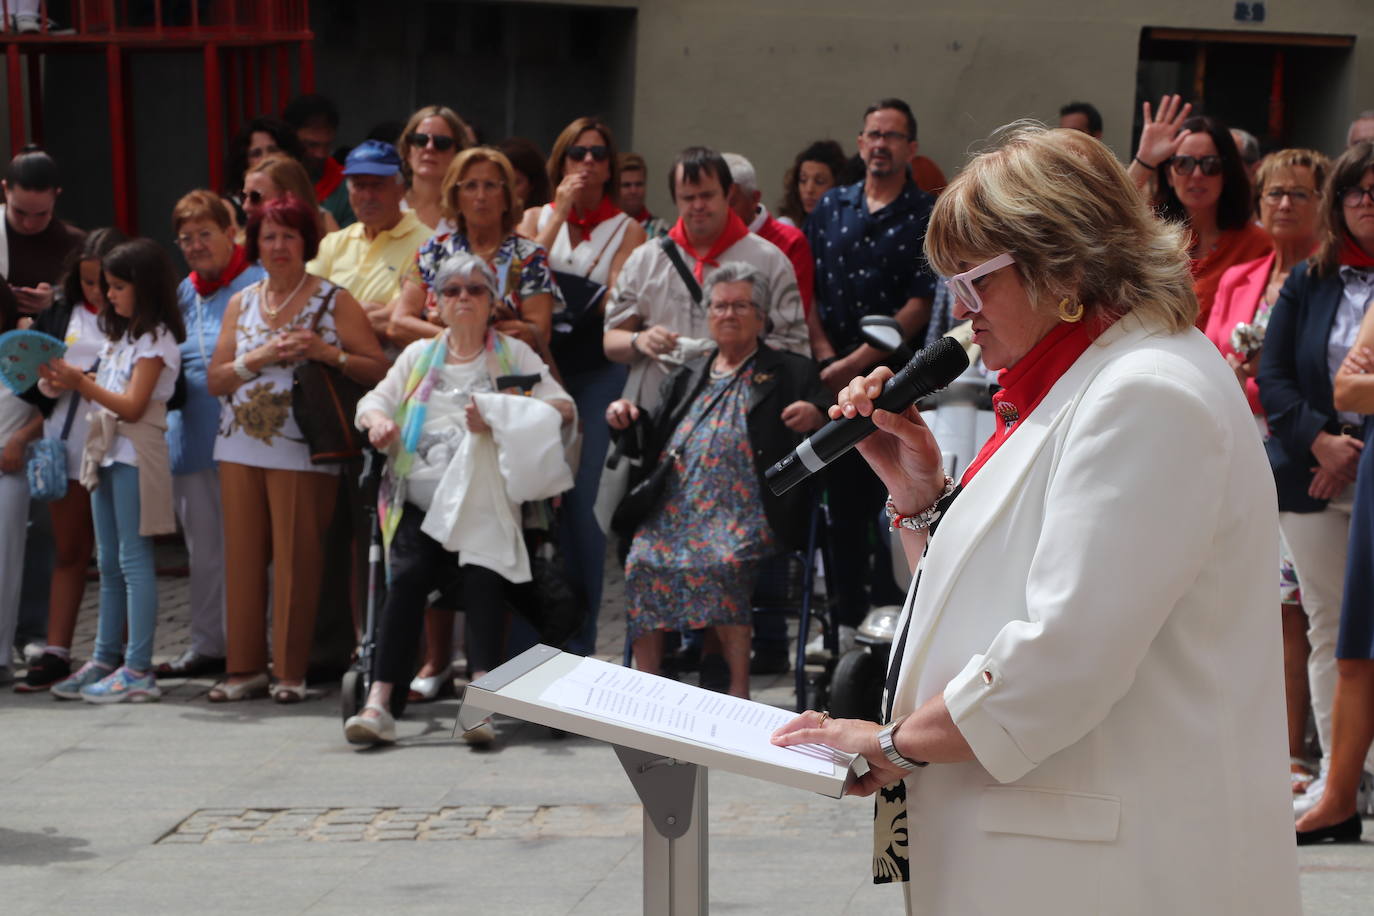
[1,89,1374,829]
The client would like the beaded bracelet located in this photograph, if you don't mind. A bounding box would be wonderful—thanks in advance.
[885,476,956,532]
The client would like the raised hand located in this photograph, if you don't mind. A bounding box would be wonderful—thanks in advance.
[1136,94,1192,169]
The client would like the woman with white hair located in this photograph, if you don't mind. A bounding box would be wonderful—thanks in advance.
[606,261,829,698]
[346,251,574,746]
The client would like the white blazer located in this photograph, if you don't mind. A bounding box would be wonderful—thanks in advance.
[889,316,1301,914]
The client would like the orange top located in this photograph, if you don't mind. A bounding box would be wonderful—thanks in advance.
[1191,222,1272,330]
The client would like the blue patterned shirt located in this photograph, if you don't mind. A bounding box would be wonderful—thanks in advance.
[806,180,937,353]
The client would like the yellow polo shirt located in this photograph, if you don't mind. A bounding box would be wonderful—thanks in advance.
[307,209,430,306]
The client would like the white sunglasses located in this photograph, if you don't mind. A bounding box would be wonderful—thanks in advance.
[947,253,1016,313]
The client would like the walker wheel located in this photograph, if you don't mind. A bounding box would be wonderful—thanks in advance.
[340,669,364,722]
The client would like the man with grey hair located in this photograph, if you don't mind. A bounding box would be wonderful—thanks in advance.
[308,139,426,353]
[1349,110,1374,148]
[1230,127,1261,183]
[722,152,821,335]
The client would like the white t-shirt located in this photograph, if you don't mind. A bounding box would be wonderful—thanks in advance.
[404,357,495,512]
[95,326,181,468]
[45,305,103,478]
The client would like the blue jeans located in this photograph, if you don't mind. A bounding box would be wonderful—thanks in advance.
[90,463,157,671]
[560,362,627,655]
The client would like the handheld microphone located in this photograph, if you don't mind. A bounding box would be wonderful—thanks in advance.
[765,336,970,496]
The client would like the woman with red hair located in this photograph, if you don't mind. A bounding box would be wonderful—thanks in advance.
[206,195,387,703]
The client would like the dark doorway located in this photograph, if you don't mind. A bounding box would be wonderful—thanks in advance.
[312,0,637,158]
[1135,27,1355,156]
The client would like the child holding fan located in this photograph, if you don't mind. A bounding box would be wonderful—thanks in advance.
[42,239,185,703]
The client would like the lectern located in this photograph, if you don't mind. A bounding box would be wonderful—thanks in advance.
[457,645,858,916]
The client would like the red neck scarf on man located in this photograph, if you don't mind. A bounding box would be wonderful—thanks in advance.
[960,320,1097,487]
[567,195,622,235]
[1340,231,1374,269]
[667,210,751,281]
[190,244,251,298]
[314,156,344,203]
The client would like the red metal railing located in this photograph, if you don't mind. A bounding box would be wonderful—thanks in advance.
[1,0,314,233]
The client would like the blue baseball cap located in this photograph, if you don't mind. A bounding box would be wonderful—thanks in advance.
[343,140,402,177]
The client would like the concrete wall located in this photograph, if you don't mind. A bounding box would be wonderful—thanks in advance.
[13,0,1374,233]
[609,0,1374,216]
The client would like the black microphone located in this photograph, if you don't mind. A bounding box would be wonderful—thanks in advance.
[765,336,970,496]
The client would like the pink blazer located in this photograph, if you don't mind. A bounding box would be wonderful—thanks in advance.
[1204,251,1274,417]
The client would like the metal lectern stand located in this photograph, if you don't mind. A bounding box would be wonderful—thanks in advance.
[456,645,855,916]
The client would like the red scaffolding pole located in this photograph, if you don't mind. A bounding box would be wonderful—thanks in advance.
[106,43,131,232]
[204,43,224,195]
[6,44,22,154]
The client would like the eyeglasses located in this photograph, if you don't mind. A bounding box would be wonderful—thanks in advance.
[947,253,1016,314]
[1341,186,1374,207]
[1262,187,1315,204]
[439,283,490,299]
[860,129,912,144]
[244,189,267,206]
[458,179,505,195]
[567,145,610,162]
[175,229,218,249]
[708,300,757,316]
[1168,155,1223,177]
[407,132,457,153]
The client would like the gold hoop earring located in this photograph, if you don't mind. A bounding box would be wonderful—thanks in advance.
[1057,297,1085,323]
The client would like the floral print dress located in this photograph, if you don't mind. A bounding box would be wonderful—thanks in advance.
[624,365,775,642]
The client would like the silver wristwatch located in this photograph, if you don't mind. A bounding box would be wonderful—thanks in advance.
[877,715,928,771]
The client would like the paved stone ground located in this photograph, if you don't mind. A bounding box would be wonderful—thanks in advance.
[2,539,1372,914]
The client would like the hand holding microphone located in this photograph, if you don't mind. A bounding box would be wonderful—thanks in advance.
[765,336,969,506]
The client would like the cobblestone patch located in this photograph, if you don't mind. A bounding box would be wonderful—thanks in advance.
[159,801,854,844]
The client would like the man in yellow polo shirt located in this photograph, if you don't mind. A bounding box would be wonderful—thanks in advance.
[308,139,428,354]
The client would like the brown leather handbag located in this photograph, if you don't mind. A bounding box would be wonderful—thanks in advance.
[291,286,367,464]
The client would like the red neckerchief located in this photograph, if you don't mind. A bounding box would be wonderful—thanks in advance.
[961,320,1097,486]
[189,245,251,297]
[631,206,654,222]
[567,195,622,235]
[667,210,750,281]
[1340,231,1374,269]
[314,156,344,202]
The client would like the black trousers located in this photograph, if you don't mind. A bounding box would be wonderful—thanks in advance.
[825,450,906,627]
[372,504,516,684]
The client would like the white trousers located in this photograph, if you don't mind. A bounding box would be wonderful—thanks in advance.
[1280,495,1354,762]
[173,466,227,658]
[0,472,31,665]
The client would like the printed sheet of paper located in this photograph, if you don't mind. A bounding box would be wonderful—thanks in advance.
[539,656,853,775]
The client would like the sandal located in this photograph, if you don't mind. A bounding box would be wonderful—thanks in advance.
[272,681,308,704]
[1291,756,1317,795]
[344,703,396,745]
[207,673,270,703]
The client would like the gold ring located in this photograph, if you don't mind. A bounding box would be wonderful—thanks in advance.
[816,711,830,727]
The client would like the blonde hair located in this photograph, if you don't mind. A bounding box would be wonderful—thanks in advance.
[245,155,326,235]
[1253,148,1330,209]
[440,146,520,236]
[926,125,1197,333]
[172,189,233,233]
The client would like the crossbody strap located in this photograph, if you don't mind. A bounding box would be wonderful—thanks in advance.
[59,357,99,440]
[305,282,341,333]
[660,236,702,306]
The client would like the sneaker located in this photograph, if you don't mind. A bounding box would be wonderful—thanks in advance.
[1294,767,1373,818]
[22,641,45,665]
[14,13,39,32]
[80,666,161,704]
[15,652,70,693]
[344,705,396,745]
[804,625,857,664]
[51,661,114,700]
[462,720,495,747]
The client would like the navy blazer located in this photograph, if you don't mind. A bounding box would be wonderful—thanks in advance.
[1256,262,1347,513]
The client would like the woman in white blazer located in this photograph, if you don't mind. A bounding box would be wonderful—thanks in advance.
[774,127,1300,914]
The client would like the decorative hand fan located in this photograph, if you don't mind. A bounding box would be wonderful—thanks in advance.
[0,329,67,394]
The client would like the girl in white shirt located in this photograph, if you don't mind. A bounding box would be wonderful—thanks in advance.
[41,238,185,704]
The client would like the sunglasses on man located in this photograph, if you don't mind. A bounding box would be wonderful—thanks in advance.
[407,132,458,152]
